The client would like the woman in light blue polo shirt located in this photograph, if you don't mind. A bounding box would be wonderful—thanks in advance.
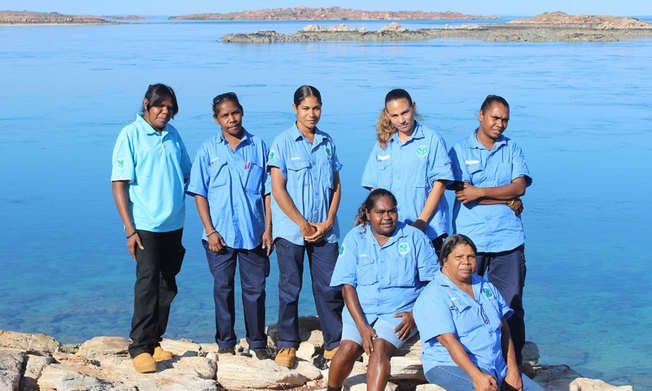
[111,84,191,373]
[327,189,437,391]
[413,234,543,391]
[267,85,344,368]
[361,89,454,256]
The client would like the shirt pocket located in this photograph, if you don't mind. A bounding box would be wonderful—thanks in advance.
[393,253,418,287]
[453,304,484,337]
[356,257,377,286]
[376,159,392,189]
[208,161,228,188]
[244,163,264,194]
[466,162,484,184]
[494,162,513,186]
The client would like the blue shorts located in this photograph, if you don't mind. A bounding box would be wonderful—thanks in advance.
[341,314,416,349]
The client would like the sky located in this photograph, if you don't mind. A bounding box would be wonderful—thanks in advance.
[2,0,651,17]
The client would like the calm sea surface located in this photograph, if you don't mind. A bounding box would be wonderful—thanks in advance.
[1,18,651,389]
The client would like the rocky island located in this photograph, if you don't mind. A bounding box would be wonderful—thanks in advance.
[170,6,497,21]
[0,318,633,390]
[222,12,652,43]
[0,10,114,25]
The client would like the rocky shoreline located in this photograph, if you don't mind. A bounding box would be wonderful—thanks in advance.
[0,11,115,25]
[0,317,633,391]
[222,12,652,43]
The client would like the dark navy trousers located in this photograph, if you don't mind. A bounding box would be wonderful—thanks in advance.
[129,229,184,358]
[275,238,343,351]
[203,241,270,349]
[475,245,527,365]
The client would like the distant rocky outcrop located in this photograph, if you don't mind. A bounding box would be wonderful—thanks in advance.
[0,318,634,390]
[170,6,498,21]
[222,13,652,43]
[0,10,113,24]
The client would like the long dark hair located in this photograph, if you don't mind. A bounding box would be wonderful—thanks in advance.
[143,83,178,118]
[354,189,397,228]
[438,234,477,266]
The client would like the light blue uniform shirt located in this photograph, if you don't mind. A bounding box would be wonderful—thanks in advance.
[361,123,454,240]
[267,124,342,245]
[449,130,532,252]
[186,129,270,250]
[414,271,513,381]
[330,222,438,326]
[111,115,191,232]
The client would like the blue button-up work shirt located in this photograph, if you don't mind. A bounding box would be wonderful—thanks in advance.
[267,124,342,245]
[449,130,532,252]
[414,271,513,381]
[361,123,454,240]
[111,115,191,232]
[330,222,438,325]
[186,129,270,250]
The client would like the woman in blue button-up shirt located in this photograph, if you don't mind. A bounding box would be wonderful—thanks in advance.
[327,189,437,391]
[413,234,543,391]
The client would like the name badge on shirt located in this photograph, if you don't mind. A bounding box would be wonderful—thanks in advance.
[209,156,219,166]
[465,160,480,165]
[377,154,390,161]
[290,156,301,161]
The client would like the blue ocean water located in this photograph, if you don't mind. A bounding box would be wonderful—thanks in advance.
[0,18,651,389]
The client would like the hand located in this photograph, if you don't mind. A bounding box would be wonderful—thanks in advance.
[472,372,499,391]
[300,222,317,240]
[410,220,426,232]
[502,369,523,391]
[358,323,378,356]
[507,198,524,216]
[304,221,332,243]
[261,229,274,256]
[393,311,416,340]
[207,231,226,253]
[455,182,485,204]
[127,232,144,261]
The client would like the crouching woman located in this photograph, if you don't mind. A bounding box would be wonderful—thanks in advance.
[327,189,438,391]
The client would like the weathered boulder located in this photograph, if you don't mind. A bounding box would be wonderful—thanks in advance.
[522,341,540,365]
[0,330,61,353]
[37,363,109,390]
[77,336,129,358]
[216,354,321,389]
[160,338,201,356]
[300,24,326,32]
[20,354,54,391]
[416,384,447,391]
[569,378,633,391]
[379,22,407,32]
[0,349,26,391]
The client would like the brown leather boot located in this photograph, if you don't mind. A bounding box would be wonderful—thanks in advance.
[152,346,173,361]
[133,353,157,373]
[274,347,296,368]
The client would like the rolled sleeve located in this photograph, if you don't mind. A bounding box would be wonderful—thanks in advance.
[186,146,209,198]
[414,231,438,281]
[427,136,454,186]
[330,233,358,288]
[361,146,380,190]
[111,130,135,182]
[267,139,287,178]
[414,287,457,343]
[493,283,514,319]
[448,145,469,184]
[511,143,532,187]
[330,142,343,173]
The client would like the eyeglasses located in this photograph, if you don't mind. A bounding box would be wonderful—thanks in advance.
[213,92,238,106]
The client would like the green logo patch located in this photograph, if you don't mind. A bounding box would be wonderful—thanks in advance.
[398,242,410,255]
[482,288,493,298]
[115,159,125,169]
[416,145,427,157]
[268,150,275,160]
[339,244,345,256]
[325,147,332,157]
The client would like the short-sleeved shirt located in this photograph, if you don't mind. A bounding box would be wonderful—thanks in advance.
[414,271,513,381]
[330,222,438,326]
[267,124,342,245]
[449,130,532,252]
[361,123,454,240]
[111,114,191,232]
[186,129,270,250]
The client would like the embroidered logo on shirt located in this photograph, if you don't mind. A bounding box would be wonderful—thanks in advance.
[377,154,390,161]
[268,151,276,160]
[115,159,125,169]
[416,145,428,158]
[482,288,493,298]
[398,242,410,255]
[325,147,332,157]
[339,244,345,256]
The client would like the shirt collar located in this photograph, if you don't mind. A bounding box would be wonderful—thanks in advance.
[137,114,168,136]
[470,128,506,150]
[390,121,424,145]
[217,128,252,147]
[360,221,409,248]
[434,268,483,291]
[292,123,326,146]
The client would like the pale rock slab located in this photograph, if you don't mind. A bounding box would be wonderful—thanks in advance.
[37,363,108,390]
[0,349,26,391]
[296,341,317,360]
[569,378,633,391]
[160,338,201,356]
[77,336,129,358]
[0,330,61,353]
[216,354,317,389]
[416,384,447,391]
[20,354,54,391]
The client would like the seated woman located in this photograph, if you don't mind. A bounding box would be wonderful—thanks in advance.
[327,189,438,391]
[413,234,544,391]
